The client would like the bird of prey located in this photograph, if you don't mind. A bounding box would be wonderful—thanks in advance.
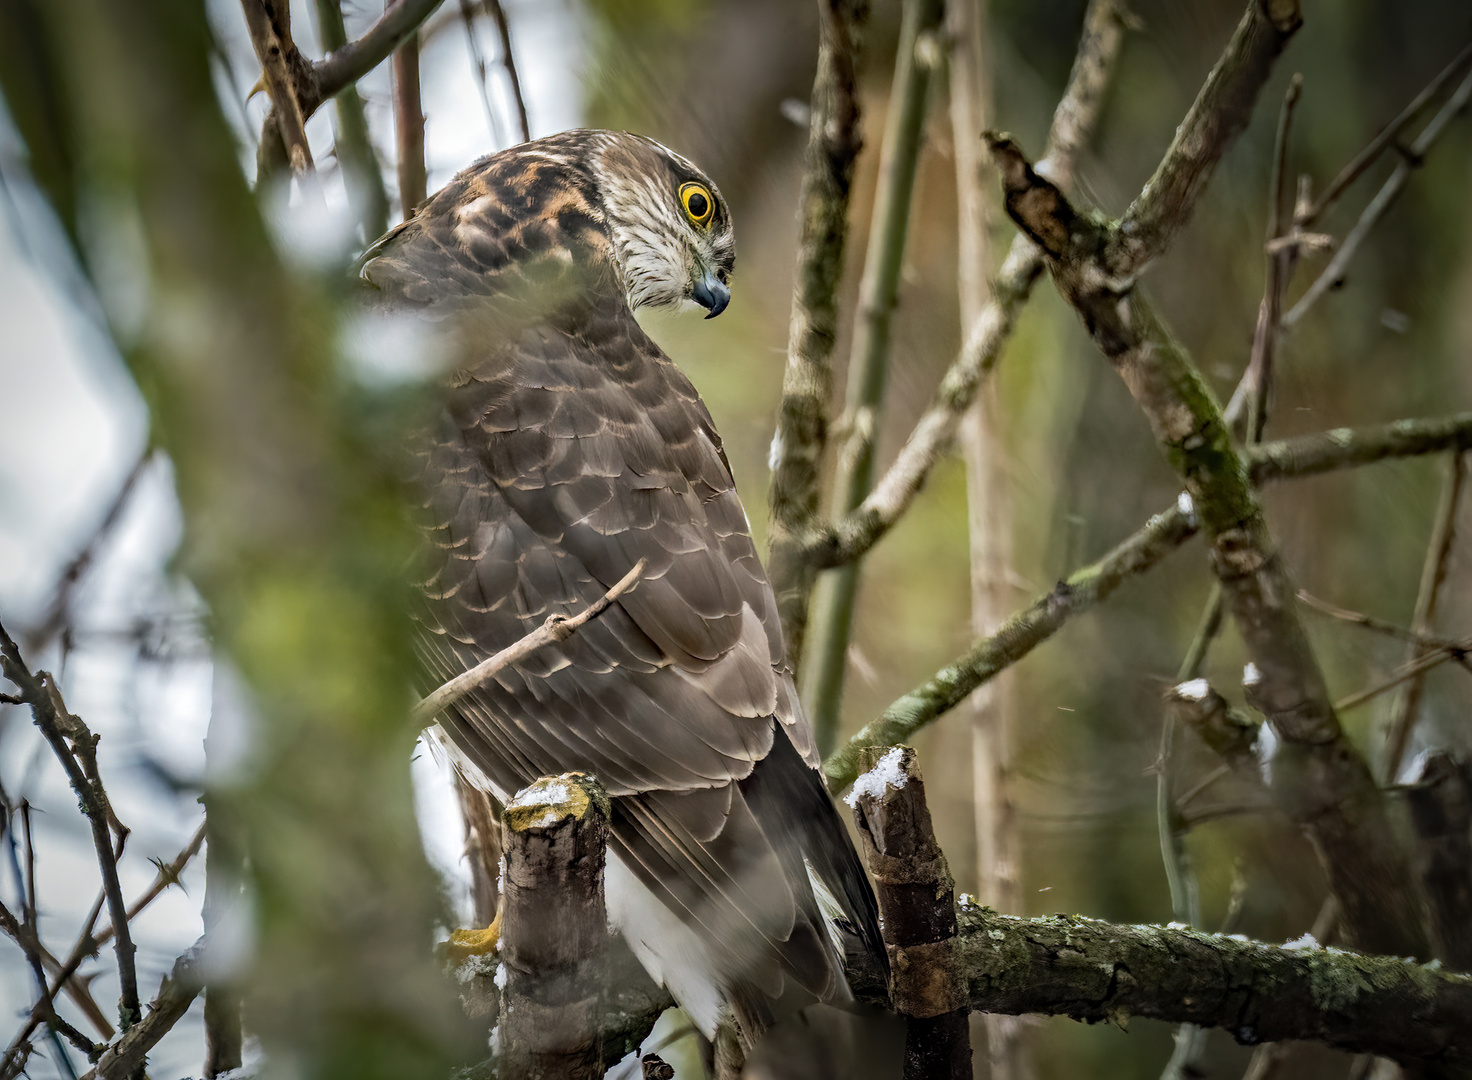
[359,130,885,1046]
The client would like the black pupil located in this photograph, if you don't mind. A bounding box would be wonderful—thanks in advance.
[687,191,709,218]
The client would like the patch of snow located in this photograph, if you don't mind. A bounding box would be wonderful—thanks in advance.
[1243,662,1262,687]
[1284,933,1318,951]
[844,747,908,808]
[1176,491,1196,521]
[1175,678,1210,702]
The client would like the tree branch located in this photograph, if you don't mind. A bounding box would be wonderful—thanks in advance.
[958,906,1472,1069]
[79,941,205,1080]
[240,0,316,176]
[823,410,1472,792]
[765,0,869,668]
[805,0,1127,572]
[986,120,1427,959]
[850,747,970,1079]
[1110,0,1302,275]
[805,0,946,753]
[484,0,529,143]
[413,560,647,726]
[392,32,427,218]
[309,0,389,241]
[313,0,446,105]
[0,621,141,1033]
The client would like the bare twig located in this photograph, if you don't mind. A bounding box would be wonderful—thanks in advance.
[79,940,205,1080]
[1283,67,1472,328]
[391,30,427,218]
[1301,39,1472,226]
[1383,452,1467,778]
[413,560,647,726]
[0,622,141,1032]
[458,0,504,147]
[240,0,316,178]
[309,0,390,240]
[484,0,528,143]
[989,126,1427,958]
[1333,642,1470,716]
[1297,588,1470,658]
[804,0,1126,573]
[764,0,868,666]
[824,410,1472,792]
[1110,0,1302,275]
[806,0,946,752]
[93,820,206,948]
[26,451,152,653]
[0,900,101,1075]
[314,0,446,104]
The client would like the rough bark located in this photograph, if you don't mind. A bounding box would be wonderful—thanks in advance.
[850,747,971,1080]
[498,774,611,1080]
[959,907,1472,1072]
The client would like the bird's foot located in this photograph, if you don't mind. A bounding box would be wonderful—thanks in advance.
[442,910,501,966]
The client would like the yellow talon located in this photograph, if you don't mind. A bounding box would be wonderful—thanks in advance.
[443,910,501,966]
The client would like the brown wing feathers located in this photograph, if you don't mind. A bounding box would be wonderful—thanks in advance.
[383,132,884,1028]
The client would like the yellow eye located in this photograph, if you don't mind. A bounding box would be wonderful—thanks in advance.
[679,182,714,227]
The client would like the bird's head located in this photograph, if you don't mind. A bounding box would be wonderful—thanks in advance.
[588,132,736,319]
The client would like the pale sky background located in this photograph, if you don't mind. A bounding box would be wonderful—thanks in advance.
[0,2,598,1075]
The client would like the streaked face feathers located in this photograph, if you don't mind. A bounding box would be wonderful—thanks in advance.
[360,130,736,320]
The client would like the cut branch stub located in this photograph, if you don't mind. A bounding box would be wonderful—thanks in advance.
[849,746,971,1080]
[1166,679,1264,788]
[499,773,610,1080]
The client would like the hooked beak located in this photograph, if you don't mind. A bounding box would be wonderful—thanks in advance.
[692,270,730,319]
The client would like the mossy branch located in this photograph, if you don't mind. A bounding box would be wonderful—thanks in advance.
[823,411,1472,792]
[985,115,1426,958]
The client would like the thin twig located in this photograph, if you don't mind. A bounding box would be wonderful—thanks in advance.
[1297,588,1470,657]
[309,0,390,241]
[824,411,1472,791]
[0,623,141,1034]
[391,30,427,218]
[93,820,206,948]
[1284,68,1472,328]
[26,452,151,654]
[1382,452,1467,779]
[413,559,648,726]
[314,0,446,103]
[1301,39,1472,226]
[1334,640,1471,717]
[484,0,528,143]
[458,0,504,147]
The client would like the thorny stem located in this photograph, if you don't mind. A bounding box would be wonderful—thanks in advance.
[0,623,141,1034]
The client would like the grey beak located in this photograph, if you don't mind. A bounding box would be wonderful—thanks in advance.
[692,272,730,319]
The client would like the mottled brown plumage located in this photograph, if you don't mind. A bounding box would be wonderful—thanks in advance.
[359,130,883,1042]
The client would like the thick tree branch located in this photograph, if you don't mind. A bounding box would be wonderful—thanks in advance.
[1111,0,1302,275]
[958,906,1472,1069]
[804,0,1127,572]
[765,0,869,666]
[824,410,1472,792]
[986,123,1427,959]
